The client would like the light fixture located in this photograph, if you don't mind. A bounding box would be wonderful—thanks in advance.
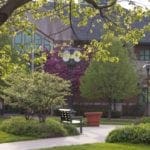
[62,50,70,62]
[62,47,81,63]
[72,50,81,62]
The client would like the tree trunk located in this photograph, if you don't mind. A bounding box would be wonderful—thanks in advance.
[0,0,31,26]
[113,99,116,111]
[108,99,112,119]
[25,108,33,120]
[50,106,54,116]
[0,98,4,116]
[25,114,30,120]
[38,113,46,123]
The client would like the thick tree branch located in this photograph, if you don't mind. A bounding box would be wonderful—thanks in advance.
[69,0,79,40]
[0,0,117,27]
[0,0,32,26]
[85,0,117,10]
[48,26,70,37]
[85,0,118,26]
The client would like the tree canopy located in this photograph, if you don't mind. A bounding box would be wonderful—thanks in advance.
[0,0,149,61]
[0,0,149,82]
[0,0,149,40]
[80,37,139,118]
[0,0,116,26]
[4,71,71,122]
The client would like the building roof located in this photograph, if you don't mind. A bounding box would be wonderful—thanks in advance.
[132,17,150,44]
[33,2,103,41]
[33,2,150,44]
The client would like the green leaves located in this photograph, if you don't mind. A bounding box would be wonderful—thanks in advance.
[4,72,71,119]
[0,35,17,79]
[80,38,139,101]
[0,0,149,63]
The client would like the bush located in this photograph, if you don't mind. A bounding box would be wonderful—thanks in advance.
[138,117,150,124]
[4,72,71,122]
[63,123,79,136]
[106,123,150,144]
[0,117,78,138]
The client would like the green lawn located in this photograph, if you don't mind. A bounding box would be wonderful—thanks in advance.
[0,131,36,143]
[101,118,137,125]
[0,117,5,124]
[41,143,150,150]
[0,117,37,143]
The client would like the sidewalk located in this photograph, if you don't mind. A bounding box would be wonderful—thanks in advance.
[0,125,120,150]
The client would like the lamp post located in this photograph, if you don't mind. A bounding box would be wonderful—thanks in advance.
[29,44,45,73]
[62,47,81,109]
[143,63,150,116]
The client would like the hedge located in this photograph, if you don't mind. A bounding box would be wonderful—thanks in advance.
[106,123,150,144]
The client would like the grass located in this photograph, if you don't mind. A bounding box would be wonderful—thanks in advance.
[0,116,41,143]
[0,131,36,143]
[0,117,5,124]
[41,143,150,150]
[101,118,137,125]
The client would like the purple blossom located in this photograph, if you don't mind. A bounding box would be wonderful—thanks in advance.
[44,48,88,95]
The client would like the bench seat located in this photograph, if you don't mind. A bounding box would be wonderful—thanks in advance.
[59,109,83,133]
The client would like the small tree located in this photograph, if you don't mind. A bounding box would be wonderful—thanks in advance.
[4,72,71,122]
[44,49,88,96]
[80,38,139,118]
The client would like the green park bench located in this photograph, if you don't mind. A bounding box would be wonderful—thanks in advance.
[59,109,83,134]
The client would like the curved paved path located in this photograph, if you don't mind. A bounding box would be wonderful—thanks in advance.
[0,125,121,150]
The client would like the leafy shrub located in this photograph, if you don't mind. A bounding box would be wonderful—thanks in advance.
[0,117,78,138]
[63,123,79,136]
[137,117,150,124]
[106,123,150,144]
[4,72,71,122]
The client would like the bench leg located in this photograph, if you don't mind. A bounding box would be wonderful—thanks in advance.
[80,120,82,134]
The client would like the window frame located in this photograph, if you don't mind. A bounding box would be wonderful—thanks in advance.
[139,49,150,61]
[13,31,53,52]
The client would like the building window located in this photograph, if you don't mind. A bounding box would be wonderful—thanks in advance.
[13,31,53,53]
[139,49,150,61]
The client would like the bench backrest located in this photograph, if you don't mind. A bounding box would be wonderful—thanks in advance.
[60,111,71,122]
[59,109,72,122]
